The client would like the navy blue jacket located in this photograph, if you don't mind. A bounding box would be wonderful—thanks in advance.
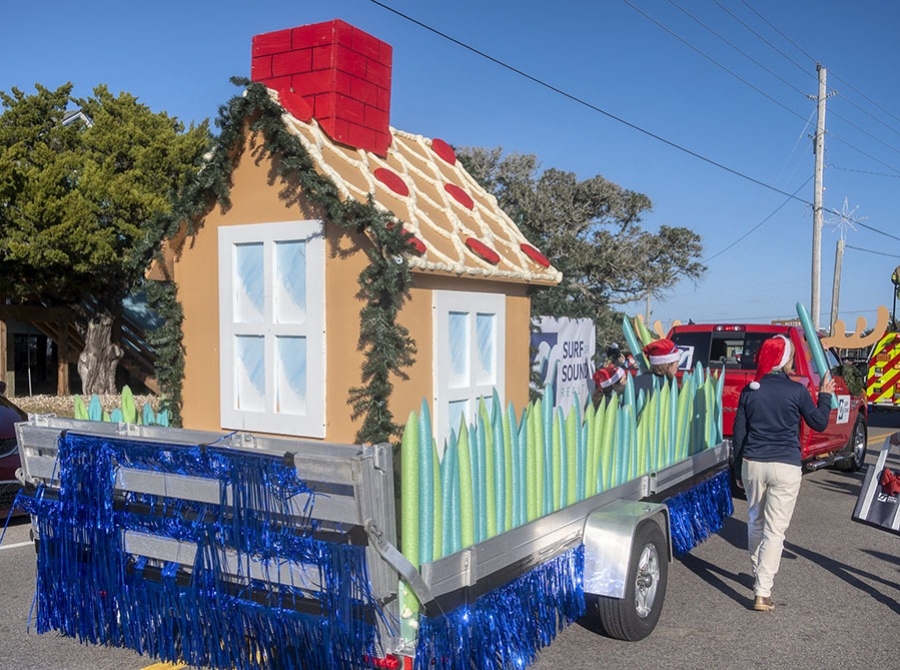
[732,371,832,470]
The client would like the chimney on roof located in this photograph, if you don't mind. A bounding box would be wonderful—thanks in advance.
[251,19,392,156]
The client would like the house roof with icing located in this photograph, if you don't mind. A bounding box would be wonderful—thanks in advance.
[251,19,561,286]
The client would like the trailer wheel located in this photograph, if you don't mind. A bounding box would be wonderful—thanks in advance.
[596,520,668,641]
[835,416,867,472]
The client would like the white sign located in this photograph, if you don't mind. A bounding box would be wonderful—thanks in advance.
[531,317,596,414]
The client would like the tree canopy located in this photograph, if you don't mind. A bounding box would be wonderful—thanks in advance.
[0,83,210,393]
[456,147,706,346]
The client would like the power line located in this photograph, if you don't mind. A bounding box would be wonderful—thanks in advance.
[736,0,818,65]
[702,176,812,263]
[828,163,900,179]
[834,91,900,141]
[624,0,809,123]
[368,1,900,245]
[367,0,809,204]
[846,244,900,258]
[663,0,810,99]
[712,0,810,78]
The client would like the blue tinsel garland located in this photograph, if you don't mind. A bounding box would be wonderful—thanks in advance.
[664,469,733,557]
[416,545,585,670]
[19,432,382,670]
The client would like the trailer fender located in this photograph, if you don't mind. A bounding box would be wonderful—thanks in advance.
[582,499,671,599]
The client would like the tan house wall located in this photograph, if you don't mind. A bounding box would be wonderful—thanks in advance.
[171,134,534,443]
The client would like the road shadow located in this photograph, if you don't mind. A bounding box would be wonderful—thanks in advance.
[783,539,900,614]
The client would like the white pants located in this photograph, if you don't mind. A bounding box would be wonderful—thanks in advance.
[742,459,803,598]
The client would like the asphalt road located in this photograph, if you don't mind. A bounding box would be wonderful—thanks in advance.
[1,414,898,670]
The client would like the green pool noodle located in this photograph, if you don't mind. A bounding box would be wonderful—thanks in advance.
[441,434,458,556]
[668,379,678,468]
[516,406,529,527]
[418,400,434,564]
[715,367,725,443]
[797,301,839,409]
[542,386,554,515]
[526,404,539,522]
[456,416,475,548]
[534,398,548,517]
[432,438,443,560]
[88,395,103,422]
[585,401,598,498]
[657,382,671,471]
[121,385,137,424]
[502,399,514,532]
[575,401,587,502]
[73,396,88,420]
[479,405,497,540]
[634,315,655,347]
[623,371,636,409]
[489,396,506,535]
[471,418,485,543]
[622,315,650,372]
[400,411,419,568]
[601,396,618,491]
[507,402,521,528]
[548,407,560,510]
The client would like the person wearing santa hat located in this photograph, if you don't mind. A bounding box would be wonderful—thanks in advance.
[632,338,683,397]
[591,364,627,406]
[732,334,834,612]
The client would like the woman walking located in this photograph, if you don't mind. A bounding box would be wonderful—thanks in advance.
[732,334,834,612]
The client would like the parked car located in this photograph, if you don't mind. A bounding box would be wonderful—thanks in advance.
[0,396,27,518]
[667,323,868,489]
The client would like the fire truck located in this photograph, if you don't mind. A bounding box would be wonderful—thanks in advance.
[866,331,900,410]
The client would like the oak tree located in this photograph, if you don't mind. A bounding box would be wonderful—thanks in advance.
[457,147,705,346]
[0,83,209,393]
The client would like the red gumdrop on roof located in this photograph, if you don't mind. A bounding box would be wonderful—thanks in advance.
[444,183,474,210]
[520,243,551,268]
[465,237,500,265]
[431,138,456,165]
[374,168,410,197]
[404,232,427,255]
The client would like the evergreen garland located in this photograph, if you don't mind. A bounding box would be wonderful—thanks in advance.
[154,78,416,443]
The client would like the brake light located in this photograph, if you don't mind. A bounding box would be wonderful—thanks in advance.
[713,325,746,332]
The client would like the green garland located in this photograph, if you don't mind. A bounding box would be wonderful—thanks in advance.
[155,78,416,443]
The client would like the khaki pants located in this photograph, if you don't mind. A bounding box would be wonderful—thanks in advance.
[742,459,803,598]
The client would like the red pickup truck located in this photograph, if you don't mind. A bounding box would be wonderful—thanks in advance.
[667,323,868,478]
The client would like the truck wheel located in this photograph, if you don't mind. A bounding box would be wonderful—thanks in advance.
[836,416,867,472]
[596,521,668,641]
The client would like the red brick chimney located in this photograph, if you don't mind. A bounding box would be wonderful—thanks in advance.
[251,19,392,156]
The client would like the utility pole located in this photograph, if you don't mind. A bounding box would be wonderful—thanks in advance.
[830,237,844,332]
[811,63,828,331]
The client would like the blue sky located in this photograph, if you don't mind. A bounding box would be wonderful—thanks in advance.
[5,0,900,334]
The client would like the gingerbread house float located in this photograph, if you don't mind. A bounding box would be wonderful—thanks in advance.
[154,19,560,446]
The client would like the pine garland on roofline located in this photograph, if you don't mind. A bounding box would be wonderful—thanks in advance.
[152,78,416,443]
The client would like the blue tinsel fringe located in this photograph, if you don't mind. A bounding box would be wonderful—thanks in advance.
[416,545,585,670]
[20,432,383,670]
[664,469,734,557]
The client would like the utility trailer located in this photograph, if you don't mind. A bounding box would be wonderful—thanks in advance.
[15,416,730,669]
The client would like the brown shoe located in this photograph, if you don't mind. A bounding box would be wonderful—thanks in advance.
[753,596,775,612]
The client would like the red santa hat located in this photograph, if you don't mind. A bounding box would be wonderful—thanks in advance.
[749,335,793,390]
[593,365,626,389]
[643,338,681,366]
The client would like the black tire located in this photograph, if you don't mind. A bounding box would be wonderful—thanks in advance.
[836,416,867,472]
[596,521,668,641]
